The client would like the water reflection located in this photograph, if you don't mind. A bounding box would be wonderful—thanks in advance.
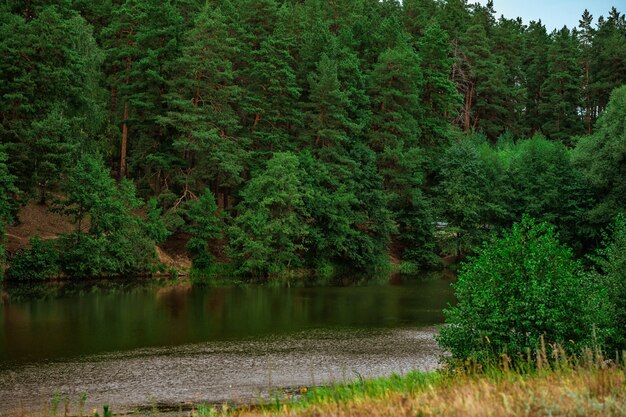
[0,274,455,366]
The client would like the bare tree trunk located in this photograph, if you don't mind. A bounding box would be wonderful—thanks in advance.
[585,60,591,134]
[463,84,474,132]
[120,101,129,179]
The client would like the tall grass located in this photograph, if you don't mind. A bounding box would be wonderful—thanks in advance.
[224,345,626,417]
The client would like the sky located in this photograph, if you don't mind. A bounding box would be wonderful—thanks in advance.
[475,0,624,31]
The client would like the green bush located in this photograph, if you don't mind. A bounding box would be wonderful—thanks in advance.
[55,154,159,278]
[594,214,626,352]
[7,237,60,280]
[437,216,607,363]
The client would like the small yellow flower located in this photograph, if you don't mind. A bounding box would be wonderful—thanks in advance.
[299,386,308,394]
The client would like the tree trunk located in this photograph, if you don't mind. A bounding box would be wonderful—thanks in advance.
[463,84,474,132]
[585,60,591,134]
[120,101,129,179]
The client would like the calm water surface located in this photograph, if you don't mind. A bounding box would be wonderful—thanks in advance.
[0,274,454,415]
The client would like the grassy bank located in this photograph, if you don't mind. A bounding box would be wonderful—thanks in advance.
[185,352,626,417]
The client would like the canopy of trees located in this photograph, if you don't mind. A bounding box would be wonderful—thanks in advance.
[0,0,625,278]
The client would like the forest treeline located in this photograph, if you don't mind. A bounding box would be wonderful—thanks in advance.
[0,0,625,278]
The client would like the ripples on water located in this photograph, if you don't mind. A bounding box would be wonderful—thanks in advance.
[0,274,454,415]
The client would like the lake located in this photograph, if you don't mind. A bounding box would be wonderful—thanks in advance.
[0,273,455,415]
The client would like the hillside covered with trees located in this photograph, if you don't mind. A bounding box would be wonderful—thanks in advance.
[0,0,625,278]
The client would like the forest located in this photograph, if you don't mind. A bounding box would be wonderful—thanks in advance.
[0,0,625,280]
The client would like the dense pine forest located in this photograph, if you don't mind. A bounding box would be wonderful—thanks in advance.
[0,0,625,279]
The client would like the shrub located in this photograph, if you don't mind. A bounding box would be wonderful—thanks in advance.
[593,214,626,352]
[437,216,607,363]
[55,154,158,278]
[7,237,60,280]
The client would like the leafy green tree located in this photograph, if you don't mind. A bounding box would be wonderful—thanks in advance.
[573,85,626,231]
[438,217,606,362]
[301,145,395,271]
[56,153,156,277]
[508,135,592,246]
[593,215,626,352]
[227,152,312,275]
[186,190,222,270]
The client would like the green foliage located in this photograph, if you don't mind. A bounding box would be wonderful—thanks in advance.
[573,85,626,231]
[186,190,222,270]
[434,136,490,257]
[438,217,606,362]
[228,153,312,275]
[56,153,157,277]
[300,146,395,271]
[7,237,60,281]
[416,24,462,147]
[144,198,170,245]
[0,149,17,278]
[539,28,584,143]
[0,5,106,193]
[159,4,244,195]
[508,134,592,245]
[593,214,626,351]
[1,1,625,278]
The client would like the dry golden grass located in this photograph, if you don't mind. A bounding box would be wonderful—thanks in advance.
[224,355,626,417]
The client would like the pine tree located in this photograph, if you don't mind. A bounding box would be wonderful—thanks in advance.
[491,17,527,136]
[579,9,595,134]
[590,7,626,120]
[103,0,183,179]
[241,18,302,157]
[303,54,355,160]
[0,6,105,195]
[227,152,312,275]
[186,190,222,270]
[403,0,439,38]
[521,21,550,135]
[159,5,244,205]
[539,27,583,143]
[367,40,423,158]
[458,23,510,139]
[417,24,462,147]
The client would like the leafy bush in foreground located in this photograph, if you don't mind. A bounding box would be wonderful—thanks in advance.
[594,214,626,352]
[438,216,607,362]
